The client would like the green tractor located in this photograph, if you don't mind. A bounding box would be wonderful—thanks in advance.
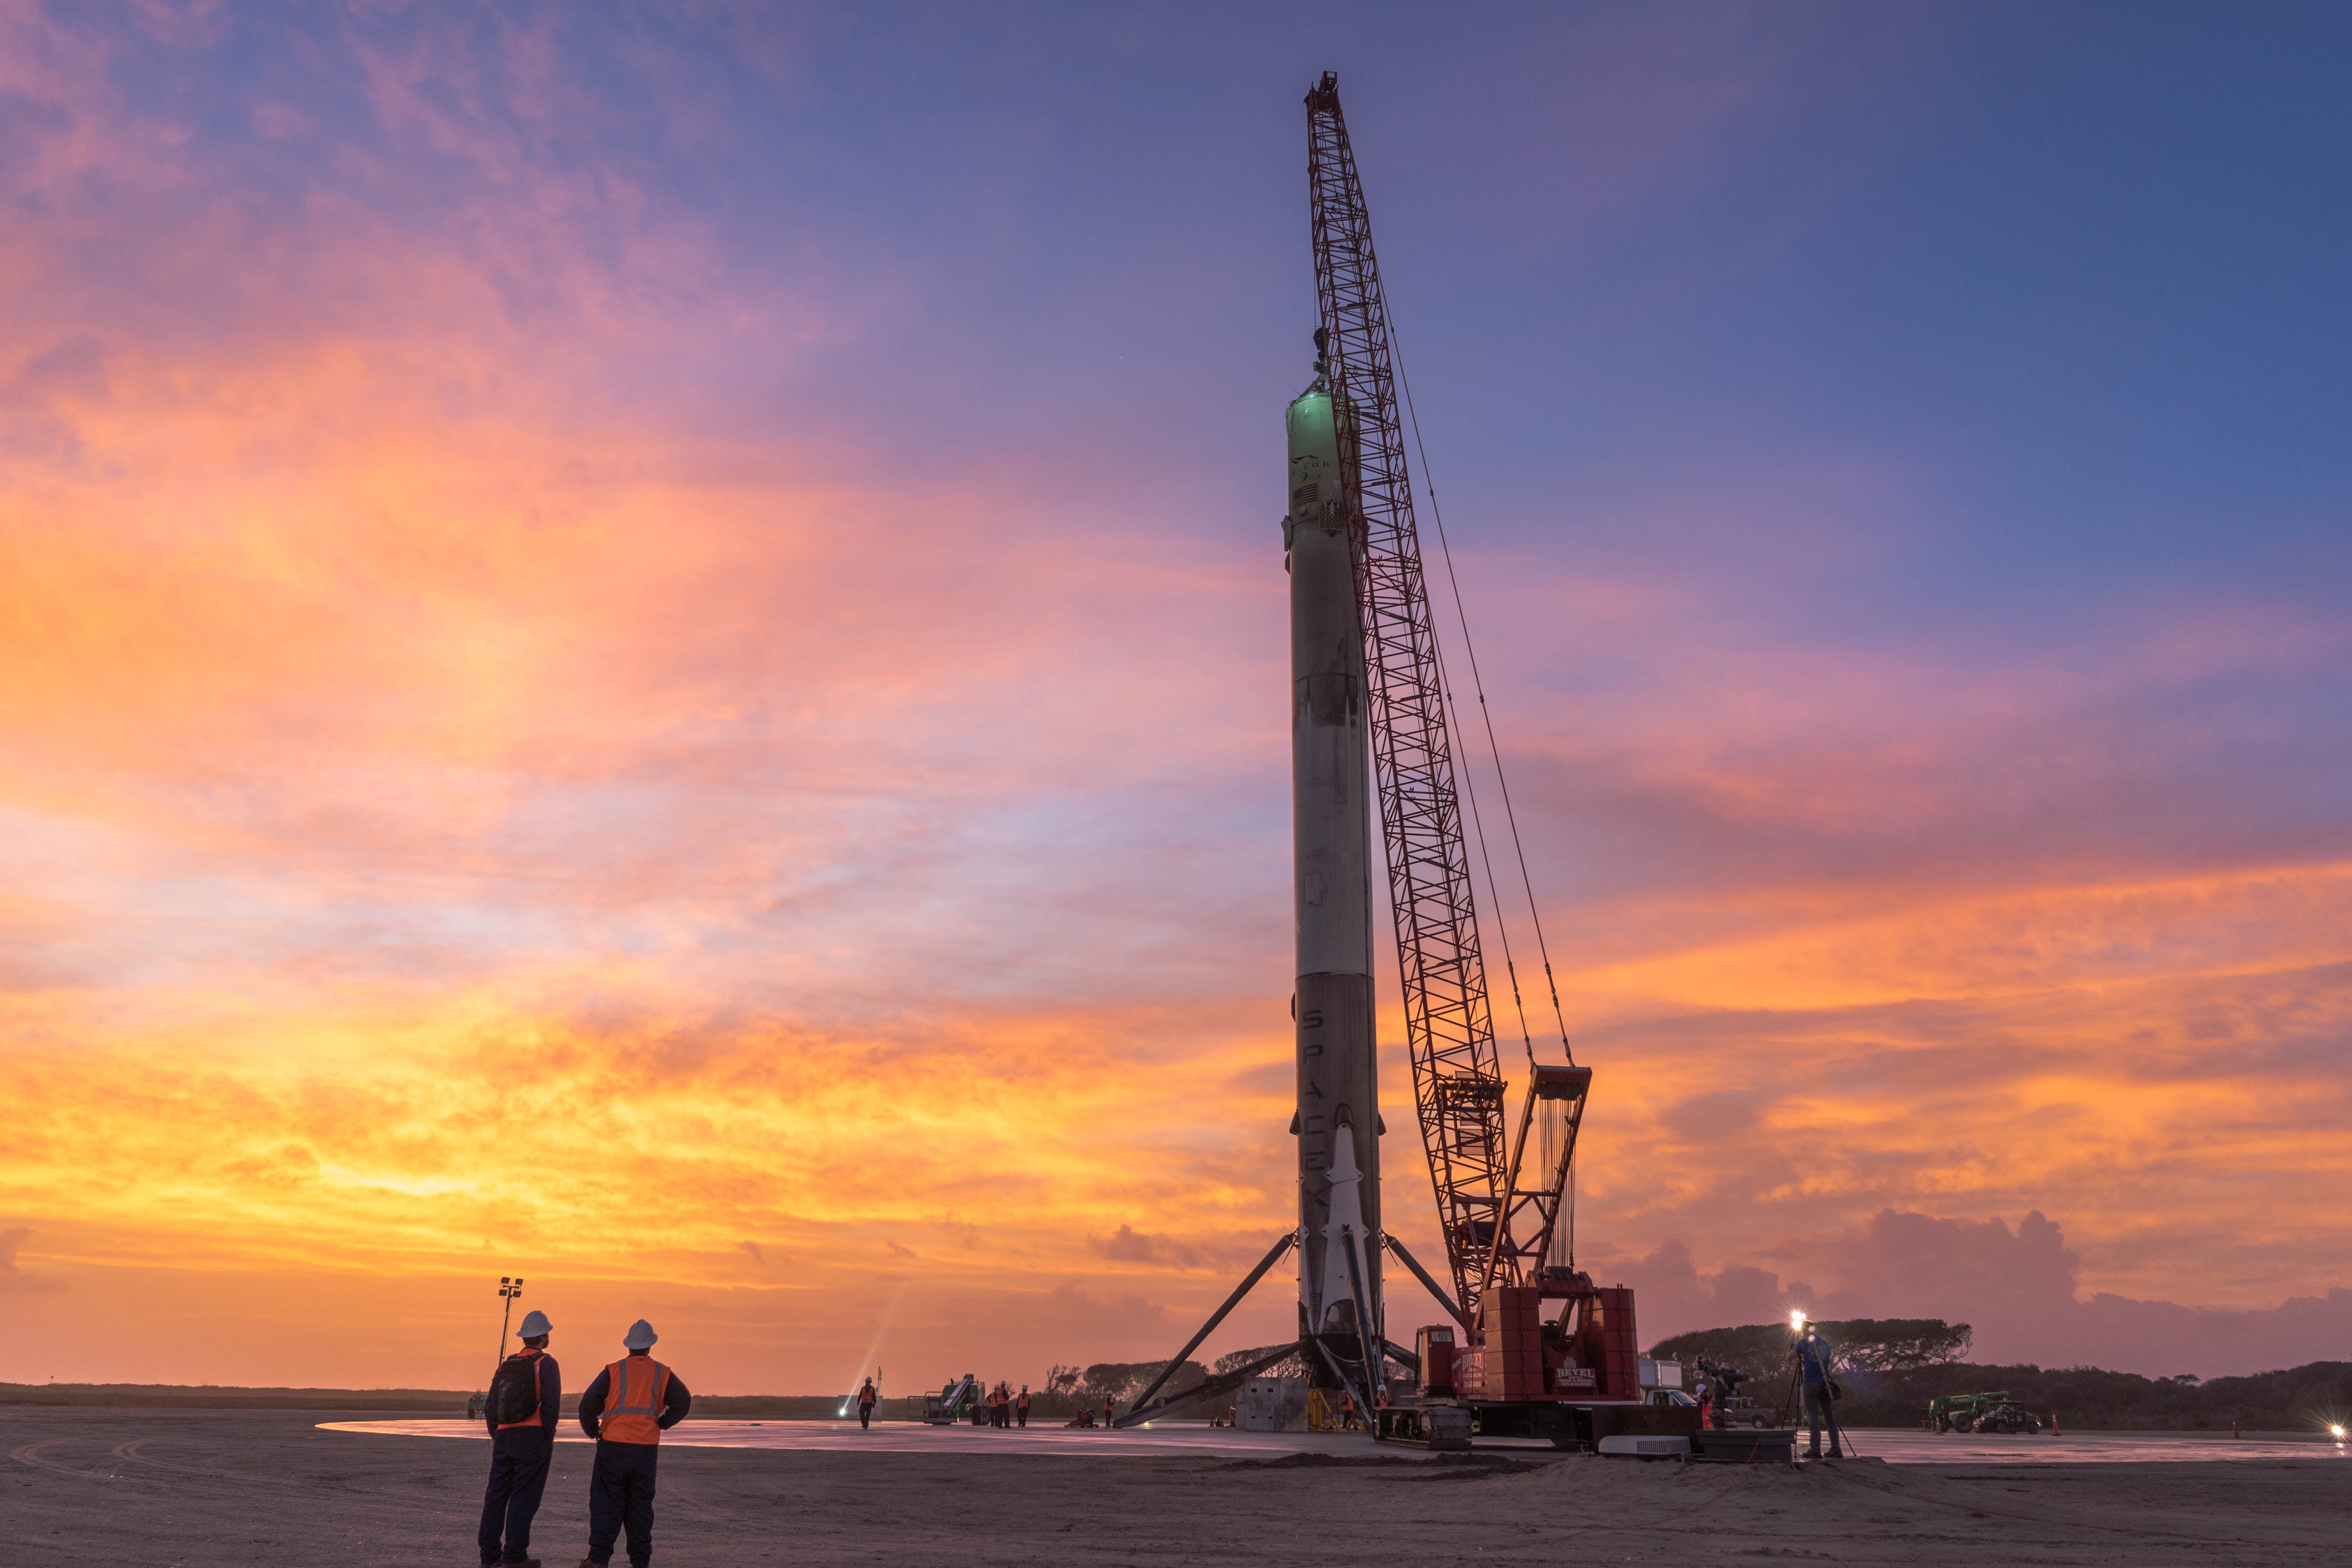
[1927,1390,2043,1434]
[923,1373,987,1426]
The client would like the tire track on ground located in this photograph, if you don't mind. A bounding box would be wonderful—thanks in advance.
[1823,1461,2349,1552]
[10,1440,126,1482]
[107,1435,433,1499]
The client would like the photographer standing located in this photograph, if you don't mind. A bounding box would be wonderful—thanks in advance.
[479,1309,560,1568]
[1790,1320,1844,1459]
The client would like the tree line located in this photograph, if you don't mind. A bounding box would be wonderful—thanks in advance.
[1648,1319,2352,1431]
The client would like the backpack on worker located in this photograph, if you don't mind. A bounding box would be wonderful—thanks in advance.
[487,1354,542,1427]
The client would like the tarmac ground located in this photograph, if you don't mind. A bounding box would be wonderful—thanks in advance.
[8,1406,2349,1566]
[330,1412,2352,1464]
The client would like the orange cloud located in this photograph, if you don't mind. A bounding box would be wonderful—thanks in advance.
[4,1,2348,1395]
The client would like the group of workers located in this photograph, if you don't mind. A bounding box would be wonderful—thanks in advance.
[982,1381,1032,1426]
[476,1311,693,1568]
[862,1374,1047,1428]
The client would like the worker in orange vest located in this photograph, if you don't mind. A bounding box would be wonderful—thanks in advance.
[479,1309,560,1568]
[1014,1385,1031,1428]
[575,1319,691,1568]
[855,1377,877,1430]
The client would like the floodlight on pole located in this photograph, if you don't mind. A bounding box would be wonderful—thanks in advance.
[496,1276,525,1365]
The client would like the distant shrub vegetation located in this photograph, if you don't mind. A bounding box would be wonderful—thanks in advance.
[1646,1320,2352,1431]
[1652,1318,1974,1379]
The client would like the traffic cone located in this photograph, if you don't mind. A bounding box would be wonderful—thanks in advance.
[2052,1411,2060,1436]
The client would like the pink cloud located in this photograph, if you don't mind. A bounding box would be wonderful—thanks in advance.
[0,4,2344,1395]
[1616,1209,2352,1378]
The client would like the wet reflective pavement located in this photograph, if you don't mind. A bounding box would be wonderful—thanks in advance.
[18,1407,2348,1566]
[1819,1426,2350,1463]
[324,1417,1433,1457]
[326,1417,2352,1463]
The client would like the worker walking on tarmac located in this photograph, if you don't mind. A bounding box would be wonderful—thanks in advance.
[1014,1385,1031,1428]
[479,1309,561,1568]
[575,1319,691,1568]
[1791,1321,1844,1459]
[855,1377,877,1430]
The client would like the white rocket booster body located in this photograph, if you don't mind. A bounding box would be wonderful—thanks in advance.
[1286,359,1383,1349]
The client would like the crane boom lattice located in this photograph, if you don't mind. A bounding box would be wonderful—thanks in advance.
[1305,72,1515,1323]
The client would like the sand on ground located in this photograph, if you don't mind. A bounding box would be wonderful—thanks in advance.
[7,1407,2347,1566]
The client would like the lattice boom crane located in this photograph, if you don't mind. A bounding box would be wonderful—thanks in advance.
[1113,76,1671,1455]
[1304,72,1589,1329]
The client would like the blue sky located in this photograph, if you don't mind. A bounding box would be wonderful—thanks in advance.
[3,1,2348,1386]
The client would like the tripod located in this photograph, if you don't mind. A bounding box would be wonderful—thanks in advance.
[1780,1348,1864,1459]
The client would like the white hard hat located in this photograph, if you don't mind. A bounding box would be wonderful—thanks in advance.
[622,1318,659,1350]
[516,1310,553,1339]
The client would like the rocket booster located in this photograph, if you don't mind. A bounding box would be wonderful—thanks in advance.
[1285,340,1382,1347]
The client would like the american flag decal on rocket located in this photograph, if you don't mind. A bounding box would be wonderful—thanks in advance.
[1294,482,1320,505]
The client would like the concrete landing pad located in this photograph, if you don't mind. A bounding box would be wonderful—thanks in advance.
[325,1416,2352,1465]
[13,1406,2350,1567]
[321,1416,1440,1459]
[1830,1427,2351,1465]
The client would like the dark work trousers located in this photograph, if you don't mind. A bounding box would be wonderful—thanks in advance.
[1801,1381,1844,1456]
[1015,1406,1028,1428]
[477,1429,553,1564]
[587,1440,659,1566]
[857,1402,872,1429]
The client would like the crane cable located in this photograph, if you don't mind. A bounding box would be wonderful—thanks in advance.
[1392,333,1580,1270]
[1426,596,1538,1072]
[1345,347,1535,1069]
[1434,623,1537,1071]
[1388,333,1576,1069]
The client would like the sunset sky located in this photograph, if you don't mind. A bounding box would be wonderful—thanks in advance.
[4,3,2348,1396]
